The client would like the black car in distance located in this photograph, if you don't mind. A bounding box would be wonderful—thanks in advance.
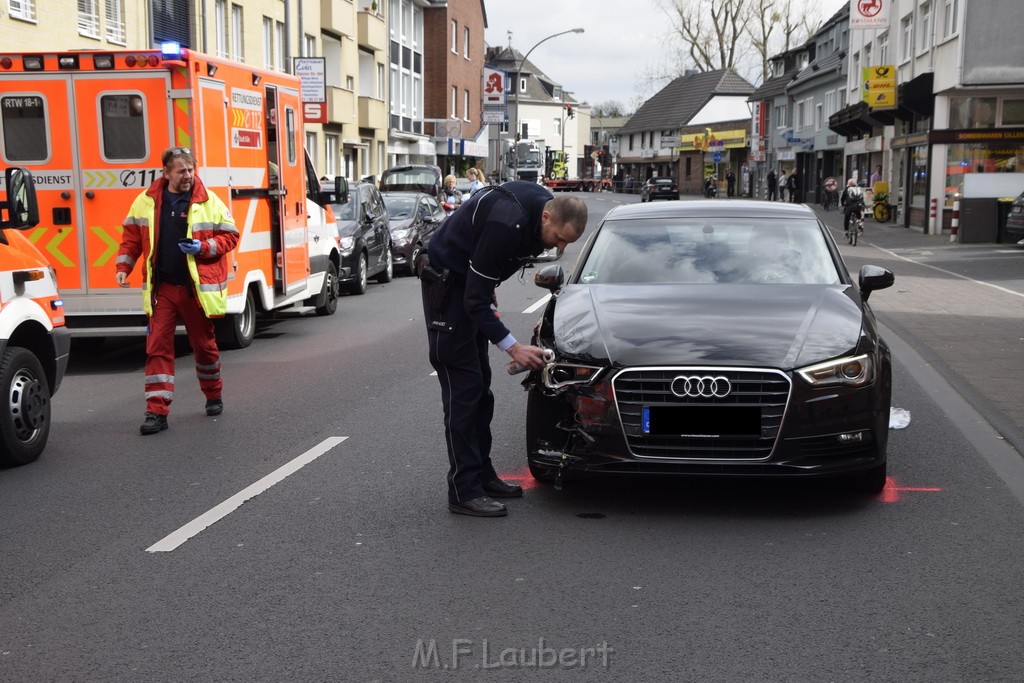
[330,182,393,295]
[640,177,680,202]
[524,200,895,494]
[381,192,446,276]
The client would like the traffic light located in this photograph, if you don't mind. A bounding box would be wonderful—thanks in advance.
[565,103,575,119]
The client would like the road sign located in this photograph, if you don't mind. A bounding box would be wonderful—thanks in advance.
[713,151,722,163]
[824,177,838,192]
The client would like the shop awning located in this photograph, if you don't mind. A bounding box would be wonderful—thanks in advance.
[829,73,934,138]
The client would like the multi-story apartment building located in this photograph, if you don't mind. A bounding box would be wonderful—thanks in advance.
[422,0,487,176]
[831,0,1024,234]
[1,0,388,182]
[387,0,434,166]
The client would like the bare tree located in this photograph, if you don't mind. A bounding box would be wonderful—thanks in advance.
[656,0,824,86]
[658,0,752,72]
[591,101,628,118]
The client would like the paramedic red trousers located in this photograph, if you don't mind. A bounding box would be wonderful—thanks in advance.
[145,282,222,416]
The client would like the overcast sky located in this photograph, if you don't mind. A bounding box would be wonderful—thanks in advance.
[483,0,848,112]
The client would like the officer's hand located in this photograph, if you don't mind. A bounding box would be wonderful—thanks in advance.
[507,343,549,371]
[115,271,129,288]
[178,239,202,255]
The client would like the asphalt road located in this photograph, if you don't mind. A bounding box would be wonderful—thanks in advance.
[1,192,1022,681]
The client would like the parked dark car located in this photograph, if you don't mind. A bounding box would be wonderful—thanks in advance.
[640,177,680,202]
[523,200,895,494]
[330,182,393,295]
[379,164,444,205]
[1005,190,1024,244]
[381,192,446,276]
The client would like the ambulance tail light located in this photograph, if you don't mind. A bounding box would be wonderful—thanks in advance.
[147,55,160,66]
[23,55,44,71]
[1,58,12,70]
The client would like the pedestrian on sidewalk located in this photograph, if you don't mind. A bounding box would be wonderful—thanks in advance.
[766,169,777,201]
[778,171,787,202]
[116,146,238,435]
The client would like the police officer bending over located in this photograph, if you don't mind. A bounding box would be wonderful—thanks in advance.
[421,182,587,517]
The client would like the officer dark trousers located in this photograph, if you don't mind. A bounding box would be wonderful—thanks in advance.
[423,281,498,504]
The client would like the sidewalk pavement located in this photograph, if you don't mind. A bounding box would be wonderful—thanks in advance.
[811,205,1024,458]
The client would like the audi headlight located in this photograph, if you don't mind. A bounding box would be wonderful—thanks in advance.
[541,362,605,391]
[339,236,355,254]
[797,354,874,387]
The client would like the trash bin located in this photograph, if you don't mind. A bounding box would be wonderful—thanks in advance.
[959,198,999,243]
[996,197,1014,243]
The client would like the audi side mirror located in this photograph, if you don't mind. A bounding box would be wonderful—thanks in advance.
[858,264,894,301]
[534,264,564,293]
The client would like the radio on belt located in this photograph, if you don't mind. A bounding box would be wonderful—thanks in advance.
[507,348,555,375]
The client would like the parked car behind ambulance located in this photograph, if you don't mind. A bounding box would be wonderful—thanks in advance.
[0,168,70,466]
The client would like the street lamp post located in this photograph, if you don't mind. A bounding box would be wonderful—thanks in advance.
[512,28,584,145]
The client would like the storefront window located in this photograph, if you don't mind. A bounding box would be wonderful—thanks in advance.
[1002,100,1024,126]
[949,97,997,128]
[943,142,1024,205]
[910,146,928,209]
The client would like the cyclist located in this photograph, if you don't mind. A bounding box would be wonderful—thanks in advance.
[840,178,865,236]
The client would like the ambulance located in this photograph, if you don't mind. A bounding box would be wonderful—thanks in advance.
[0,166,69,466]
[0,46,348,349]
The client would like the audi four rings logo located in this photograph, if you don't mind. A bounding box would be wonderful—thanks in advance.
[671,375,732,398]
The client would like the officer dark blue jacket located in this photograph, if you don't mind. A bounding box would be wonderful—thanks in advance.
[426,181,549,350]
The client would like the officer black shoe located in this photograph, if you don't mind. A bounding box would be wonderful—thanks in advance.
[448,496,508,517]
[482,478,524,498]
[140,412,168,435]
[205,399,223,416]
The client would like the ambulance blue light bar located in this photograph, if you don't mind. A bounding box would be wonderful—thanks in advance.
[161,42,182,59]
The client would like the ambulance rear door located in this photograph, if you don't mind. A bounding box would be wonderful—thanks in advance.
[266,84,309,296]
[0,70,172,296]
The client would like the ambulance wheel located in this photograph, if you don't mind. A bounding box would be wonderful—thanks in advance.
[0,347,51,467]
[374,248,393,283]
[216,289,256,349]
[315,262,339,316]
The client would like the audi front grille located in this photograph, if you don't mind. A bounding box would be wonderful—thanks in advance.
[612,367,791,460]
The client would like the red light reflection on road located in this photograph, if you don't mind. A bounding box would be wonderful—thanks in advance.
[500,467,541,491]
[879,476,942,503]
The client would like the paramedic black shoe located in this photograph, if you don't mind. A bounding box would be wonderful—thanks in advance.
[140,412,168,435]
[205,399,223,416]
[482,478,524,498]
[448,496,508,517]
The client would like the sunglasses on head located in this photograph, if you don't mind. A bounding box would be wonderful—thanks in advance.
[170,147,192,156]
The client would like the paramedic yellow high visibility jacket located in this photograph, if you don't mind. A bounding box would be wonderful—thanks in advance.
[116,175,239,318]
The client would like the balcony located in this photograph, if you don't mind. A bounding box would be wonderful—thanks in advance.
[358,95,387,129]
[327,86,356,125]
[357,10,387,53]
[321,0,355,38]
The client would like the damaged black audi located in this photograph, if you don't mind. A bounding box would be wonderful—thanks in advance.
[523,200,895,494]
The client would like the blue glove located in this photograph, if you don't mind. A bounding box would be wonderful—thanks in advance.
[178,239,201,255]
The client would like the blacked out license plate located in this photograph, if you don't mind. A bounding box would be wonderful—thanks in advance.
[642,405,761,437]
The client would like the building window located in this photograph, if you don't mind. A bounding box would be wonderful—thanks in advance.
[450,86,457,118]
[305,132,317,162]
[377,63,385,99]
[325,134,338,177]
[214,0,227,57]
[463,27,469,58]
[901,14,913,62]
[878,31,889,65]
[275,21,285,71]
[554,118,561,135]
[304,33,316,58]
[1003,100,1024,126]
[346,75,355,91]
[463,89,470,121]
[231,5,245,60]
[628,134,634,151]
[795,100,804,132]
[11,0,37,21]
[78,0,100,38]
[949,97,996,128]
[450,20,457,53]
[104,0,125,44]
[943,0,959,37]
[262,17,273,70]
[919,2,932,53]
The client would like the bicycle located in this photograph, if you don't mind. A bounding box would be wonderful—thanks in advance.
[872,191,890,223]
[844,209,864,246]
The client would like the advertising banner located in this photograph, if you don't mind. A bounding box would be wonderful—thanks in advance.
[862,65,897,109]
[482,67,507,107]
[850,0,889,30]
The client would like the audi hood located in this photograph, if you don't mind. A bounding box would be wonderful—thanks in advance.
[546,284,867,370]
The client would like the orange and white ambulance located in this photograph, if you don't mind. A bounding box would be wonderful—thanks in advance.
[0,46,346,348]
[0,166,69,466]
